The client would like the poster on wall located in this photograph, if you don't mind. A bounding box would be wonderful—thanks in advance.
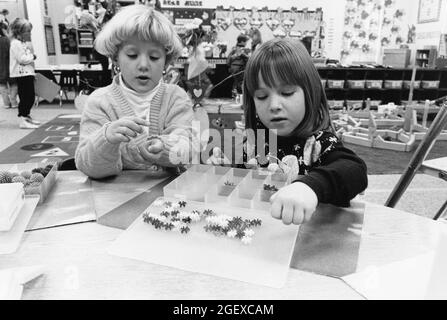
[418,0,441,23]
[170,8,215,34]
[58,24,78,55]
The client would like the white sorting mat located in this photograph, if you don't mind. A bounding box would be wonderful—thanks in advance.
[108,196,300,288]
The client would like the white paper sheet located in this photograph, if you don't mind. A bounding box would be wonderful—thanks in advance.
[0,196,39,254]
[108,197,300,288]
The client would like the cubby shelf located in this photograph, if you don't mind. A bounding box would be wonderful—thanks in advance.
[318,67,447,108]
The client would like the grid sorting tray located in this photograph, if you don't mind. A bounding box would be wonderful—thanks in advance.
[163,165,288,211]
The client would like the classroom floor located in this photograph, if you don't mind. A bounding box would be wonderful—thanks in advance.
[0,102,446,220]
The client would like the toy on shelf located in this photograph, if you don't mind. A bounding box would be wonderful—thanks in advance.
[334,98,447,151]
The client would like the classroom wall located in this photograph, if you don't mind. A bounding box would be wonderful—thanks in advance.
[414,0,446,52]
[46,0,79,65]
[162,0,347,60]
[0,0,25,21]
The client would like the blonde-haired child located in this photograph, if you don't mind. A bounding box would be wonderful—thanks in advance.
[75,5,199,179]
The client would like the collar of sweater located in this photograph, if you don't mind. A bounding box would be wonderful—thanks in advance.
[111,75,166,136]
[118,73,161,105]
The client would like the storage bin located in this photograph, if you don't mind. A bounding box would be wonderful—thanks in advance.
[327,80,345,89]
[383,80,403,89]
[347,80,365,89]
[403,80,421,89]
[365,80,383,89]
[421,80,440,89]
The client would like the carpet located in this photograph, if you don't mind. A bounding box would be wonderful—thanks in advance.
[0,114,80,165]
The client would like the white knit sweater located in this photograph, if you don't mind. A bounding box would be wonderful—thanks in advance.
[75,76,200,179]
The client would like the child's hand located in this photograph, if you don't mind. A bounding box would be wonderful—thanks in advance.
[270,182,318,225]
[206,147,230,165]
[138,138,165,163]
[105,117,149,144]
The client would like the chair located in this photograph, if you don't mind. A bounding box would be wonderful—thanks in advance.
[385,103,447,219]
[58,70,79,107]
[79,70,105,95]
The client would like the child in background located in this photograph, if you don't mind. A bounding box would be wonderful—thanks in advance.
[227,34,250,96]
[0,22,18,109]
[9,18,39,129]
[242,38,368,225]
[75,5,199,179]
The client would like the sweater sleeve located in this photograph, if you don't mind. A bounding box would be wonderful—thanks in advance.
[294,135,368,207]
[74,94,123,179]
[154,86,200,167]
[10,40,34,65]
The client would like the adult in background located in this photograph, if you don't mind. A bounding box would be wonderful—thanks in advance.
[0,22,18,109]
[9,18,40,129]
[0,9,9,26]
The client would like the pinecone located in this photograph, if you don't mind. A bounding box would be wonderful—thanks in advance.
[30,173,45,183]
[20,171,32,179]
[11,176,27,185]
[0,171,12,183]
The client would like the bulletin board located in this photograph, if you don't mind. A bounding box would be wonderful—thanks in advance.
[58,24,78,54]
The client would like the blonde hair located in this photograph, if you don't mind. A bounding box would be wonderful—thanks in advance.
[94,5,183,66]
[243,38,332,138]
[9,18,32,40]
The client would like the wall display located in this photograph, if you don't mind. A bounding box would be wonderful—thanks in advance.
[341,0,410,65]
[214,6,324,55]
[167,8,215,34]
[417,0,441,23]
[44,25,56,56]
[58,24,78,55]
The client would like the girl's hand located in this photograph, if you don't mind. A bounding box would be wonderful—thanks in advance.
[138,138,165,163]
[270,182,318,225]
[104,117,149,144]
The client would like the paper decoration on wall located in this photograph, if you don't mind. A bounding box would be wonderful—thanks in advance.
[233,17,248,30]
[362,44,370,53]
[391,25,400,34]
[217,18,231,31]
[282,19,295,32]
[266,17,280,31]
[249,18,263,29]
[273,28,286,38]
[394,9,404,19]
[341,0,409,64]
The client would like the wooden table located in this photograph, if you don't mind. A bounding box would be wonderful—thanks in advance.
[0,171,444,300]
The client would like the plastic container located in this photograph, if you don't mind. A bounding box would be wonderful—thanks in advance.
[0,183,24,231]
[365,80,383,89]
[403,80,421,89]
[347,80,365,89]
[421,80,440,89]
[383,80,403,89]
[0,162,57,204]
[327,80,345,89]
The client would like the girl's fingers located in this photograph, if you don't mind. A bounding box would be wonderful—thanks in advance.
[114,133,130,143]
[281,202,294,225]
[119,118,149,133]
[270,201,282,220]
[116,126,138,138]
[292,207,305,225]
